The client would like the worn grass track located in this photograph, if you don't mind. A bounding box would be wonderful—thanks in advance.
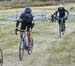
[0,20,75,66]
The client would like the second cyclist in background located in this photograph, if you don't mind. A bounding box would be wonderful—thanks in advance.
[54,4,69,33]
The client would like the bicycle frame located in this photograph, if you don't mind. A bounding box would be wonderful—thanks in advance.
[20,31,26,42]
[18,30,27,60]
[18,29,33,60]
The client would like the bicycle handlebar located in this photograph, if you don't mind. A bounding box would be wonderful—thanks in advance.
[17,29,26,32]
[15,29,26,35]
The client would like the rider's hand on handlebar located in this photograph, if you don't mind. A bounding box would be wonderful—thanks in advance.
[31,23,35,29]
[15,27,18,35]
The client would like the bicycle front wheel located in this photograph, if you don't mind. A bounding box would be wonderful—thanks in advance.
[0,48,3,66]
[59,25,62,38]
[19,40,24,61]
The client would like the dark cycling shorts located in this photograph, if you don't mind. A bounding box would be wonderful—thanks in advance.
[58,17,65,25]
[20,22,33,32]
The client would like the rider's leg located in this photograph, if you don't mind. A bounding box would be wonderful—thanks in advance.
[27,23,33,49]
[27,31,33,48]
[63,19,66,32]
[58,19,61,32]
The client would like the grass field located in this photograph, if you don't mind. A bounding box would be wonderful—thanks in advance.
[0,19,75,66]
[0,5,75,66]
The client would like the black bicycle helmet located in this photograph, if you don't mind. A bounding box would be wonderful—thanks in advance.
[25,7,32,14]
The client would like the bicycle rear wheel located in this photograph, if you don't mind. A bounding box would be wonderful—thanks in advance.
[19,40,24,61]
[0,48,3,66]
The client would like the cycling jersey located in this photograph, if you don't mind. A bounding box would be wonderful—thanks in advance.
[55,7,69,18]
[19,12,33,23]
[18,12,34,31]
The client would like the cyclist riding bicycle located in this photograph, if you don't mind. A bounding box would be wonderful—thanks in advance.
[15,7,34,50]
[54,5,69,32]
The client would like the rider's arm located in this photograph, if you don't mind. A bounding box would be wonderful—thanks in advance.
[16,13,23,29]
[30,13,34,23]
[54,10,59,20]
[54,10,58,17]
[15,20,19,35]
[30,14,35,28]
[66,10,69,15]
[15,14,23,35]
[65,9,69,19]
[16,20,20,29]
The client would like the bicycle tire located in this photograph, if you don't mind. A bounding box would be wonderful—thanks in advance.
[19,40,24,61]
[0,48,3,66]
[59,24,62,38]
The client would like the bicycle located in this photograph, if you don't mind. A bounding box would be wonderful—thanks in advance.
[59,18,65,37]
[0,48,3,66]
[17,29,33,61]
